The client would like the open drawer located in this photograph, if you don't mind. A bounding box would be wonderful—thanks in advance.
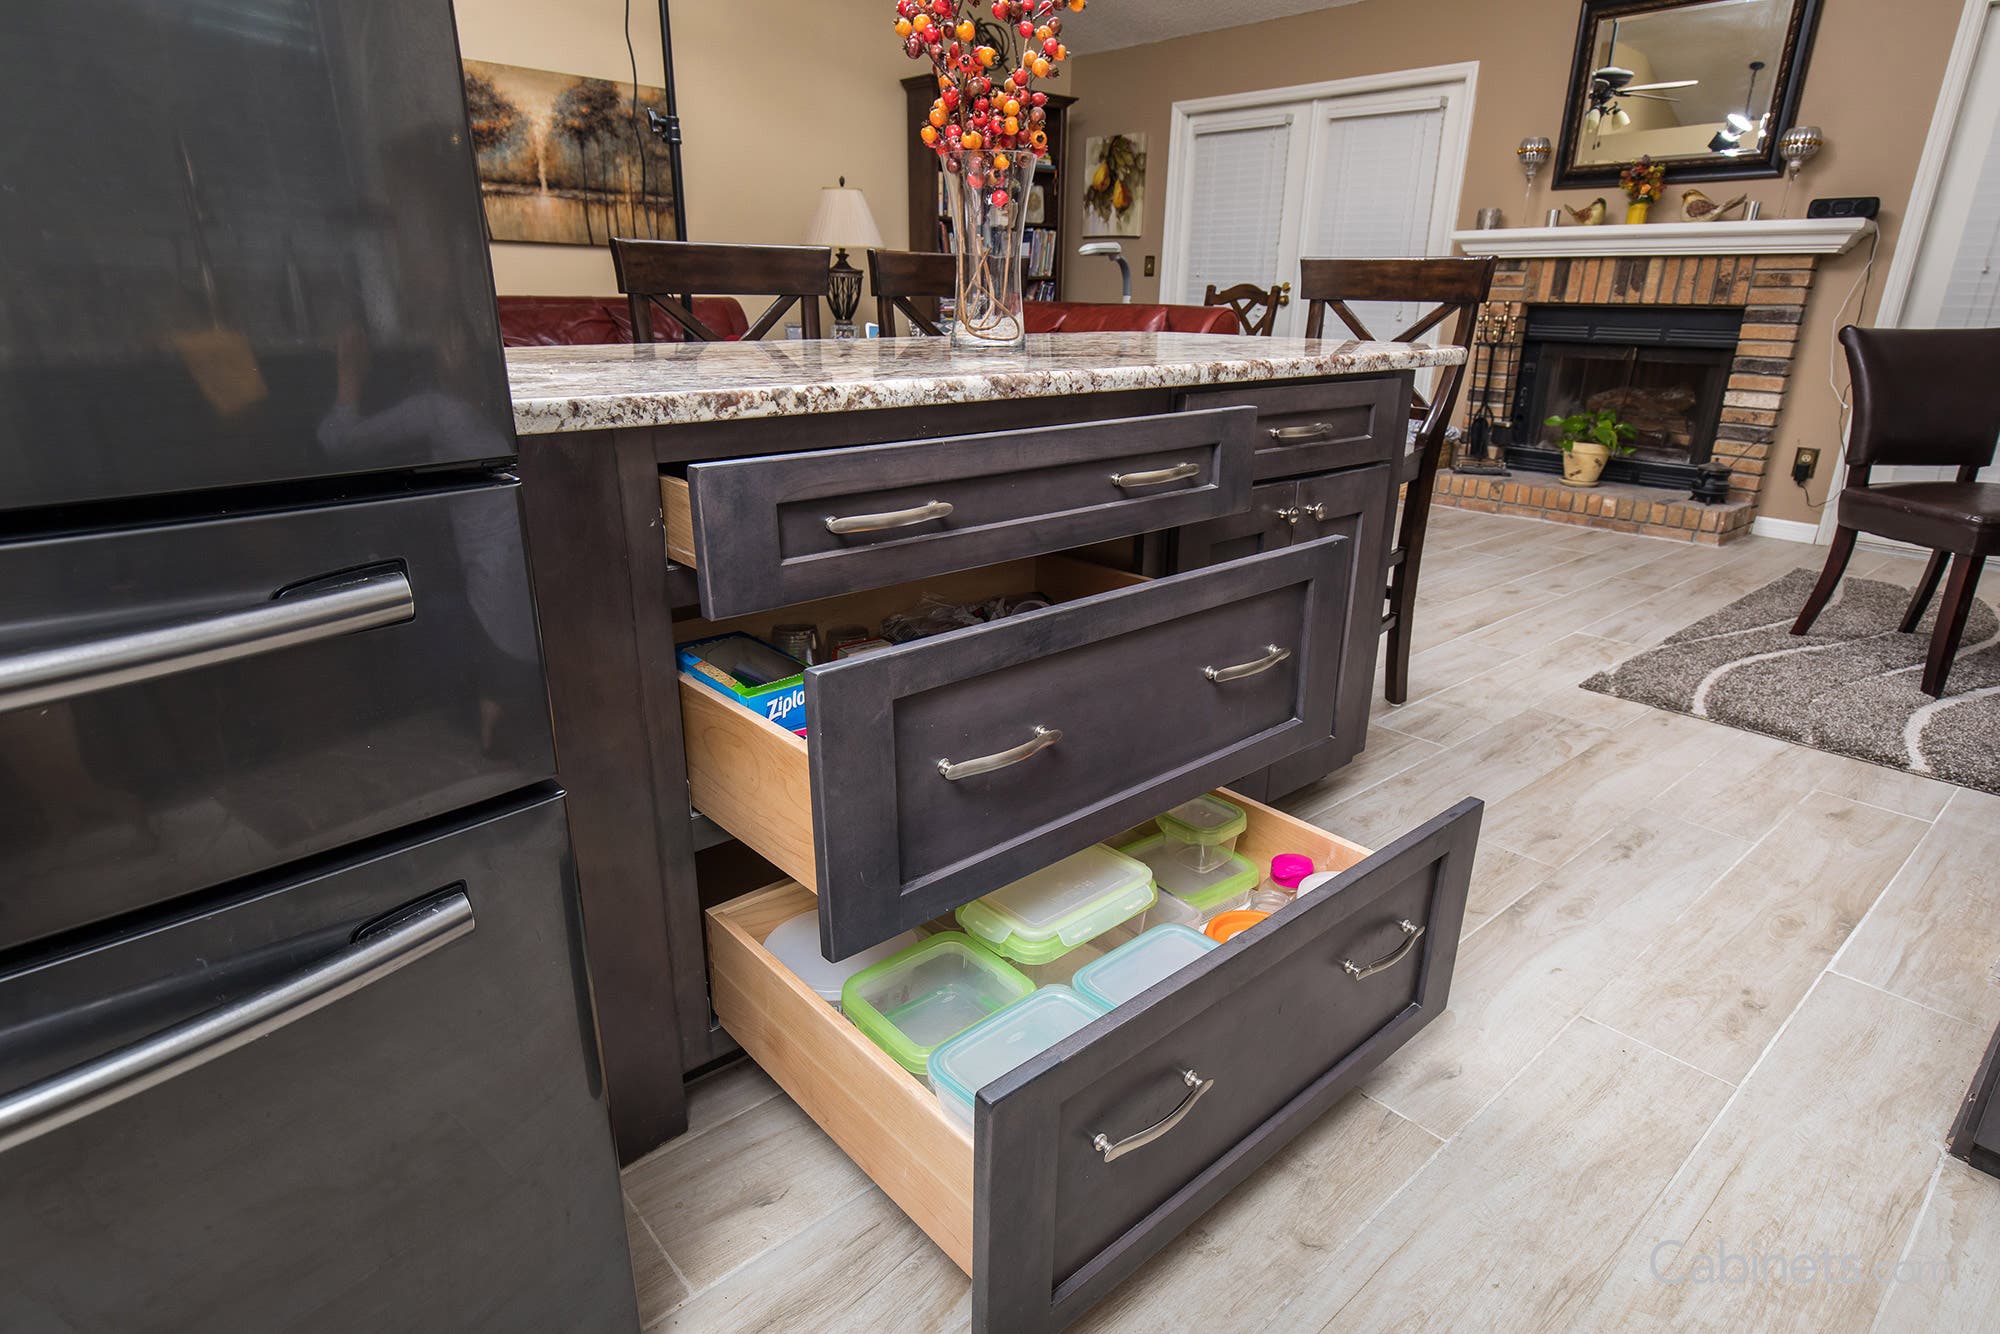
[660,406,1256,618]
[706,791,1480,1332]
[679,540,1354,959]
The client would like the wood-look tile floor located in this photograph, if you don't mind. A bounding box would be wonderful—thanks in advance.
[620,506,2000,1332]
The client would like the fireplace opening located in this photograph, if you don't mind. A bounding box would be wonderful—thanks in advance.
[1508,305,1743,488]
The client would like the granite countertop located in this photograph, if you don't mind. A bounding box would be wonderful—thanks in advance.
[505,331,1464,435]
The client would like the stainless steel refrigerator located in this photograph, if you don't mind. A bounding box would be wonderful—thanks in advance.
[0,2,637,1329]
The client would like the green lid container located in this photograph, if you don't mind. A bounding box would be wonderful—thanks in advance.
[1154,794,1248,846]
[955,845,1157,966]
[1119,831,1259,913]
[841,932,1033,1077]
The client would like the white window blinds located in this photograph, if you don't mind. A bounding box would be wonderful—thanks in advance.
[1180,120,1292,305]
[1938,89,2000,327]
[1306,105,1446,340]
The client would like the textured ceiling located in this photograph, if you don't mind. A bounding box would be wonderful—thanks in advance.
[1082,0,1368,52]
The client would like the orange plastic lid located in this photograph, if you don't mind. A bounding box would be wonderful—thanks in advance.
[1204,910,1269,943]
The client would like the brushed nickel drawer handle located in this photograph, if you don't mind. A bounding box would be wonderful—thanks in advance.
[1092,1069,1212,1163]
[1343,919,1424,981]
[936,724,1062,780]
[1110,461,1201,489]
[1268,421,1334,444]
[825,499,954,535]
[1204,644,1290,683]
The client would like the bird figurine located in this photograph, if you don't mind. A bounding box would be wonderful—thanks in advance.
[1680,188,1749,222]
[1564,198,1608,226]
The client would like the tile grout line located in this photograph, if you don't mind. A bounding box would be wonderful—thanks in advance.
[629,1198,695,1323]
[623,1076,783,1176]
[654,1180,884,1314]
[1576,1014,1741,1087]
[1865,1153,1949,1334]
[1823,966,1977,1029]
[1824,809,1942,982]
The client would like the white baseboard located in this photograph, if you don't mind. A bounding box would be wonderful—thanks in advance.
[1751,516,1823,544]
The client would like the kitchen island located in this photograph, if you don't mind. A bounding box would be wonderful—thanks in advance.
[505,331,1466,1173]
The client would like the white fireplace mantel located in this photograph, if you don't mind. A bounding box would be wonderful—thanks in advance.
[1451,217,1876,260]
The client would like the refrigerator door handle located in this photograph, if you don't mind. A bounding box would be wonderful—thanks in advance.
[0,565,414,714]
[0,889,473,1154]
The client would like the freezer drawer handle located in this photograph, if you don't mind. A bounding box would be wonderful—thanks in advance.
[0,889,473,1155]
[824,500,954,535]
[1203,644,1291,683]
[1109,461,1200,489]
[1342,919,1425,981]
[936,724,1062,781]
[0,566,414,714]
[1091,1068,1213,1163]
[1268,421,1334,444]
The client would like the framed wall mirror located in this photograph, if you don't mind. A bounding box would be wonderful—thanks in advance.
[1553,0,1824,188]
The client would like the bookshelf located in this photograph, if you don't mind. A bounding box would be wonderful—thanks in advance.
[901,75,1076,305]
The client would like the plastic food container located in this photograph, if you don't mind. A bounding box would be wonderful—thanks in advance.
[928,985,1106,1130]
[1154,794,1249,873]
[955,845,1156,966]
[1121,831,1259,928]
[1250,853,1316,913]
[1204,909,1269,943]
[762,910,922,1008]
[1072,924,1218,1010]
[841,932,1034,1076]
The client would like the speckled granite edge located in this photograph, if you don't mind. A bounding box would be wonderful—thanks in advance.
[506,336,1465,435]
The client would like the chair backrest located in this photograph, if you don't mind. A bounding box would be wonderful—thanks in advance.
[868,249,956,337]
[1203,282,1288,337]
[1841,324,2000,473]
[1299,256,1496,481]
[611,239,830,341]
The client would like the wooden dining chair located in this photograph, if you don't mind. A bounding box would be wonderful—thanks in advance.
[1791,324,2000,696]
[1299,256,1496,705]
[868,249,956,336]
[610,239,831,341]
[1203,282,1289,337]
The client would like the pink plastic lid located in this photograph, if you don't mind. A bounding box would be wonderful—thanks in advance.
[1270,854,1315,888]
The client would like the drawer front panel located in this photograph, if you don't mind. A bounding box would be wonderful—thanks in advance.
[974,800,1480,1331]
[808,539,1351,958]
[0,485,554,949]
[1176,378,1403,480]
[682,407,1255,618]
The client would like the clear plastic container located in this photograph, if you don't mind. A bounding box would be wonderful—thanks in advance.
[1120,831,1258,929]
[1249,853,1316,913]
[1154,794,1249,874]
[762,910,922,1008]
[955,845,1156,966]
[841,932,1034,1076]
[1071,924,1218,1010]
[928,985,1106,1130]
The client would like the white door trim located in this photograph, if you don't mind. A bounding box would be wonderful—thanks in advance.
[1158,61,1480,311]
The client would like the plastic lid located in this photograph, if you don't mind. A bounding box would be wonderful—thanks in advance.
[1297,869,1341,897]
[1072,924,1217,1010]
[1204,909,1269,943]
[1270,854,1315,889]
[929,986,1106,1129]
[955,845,1157,965]
[762,911,921,1006]
[1154,794,1248,846]
[1120,832,1259,911]
[840,932,1034,1075]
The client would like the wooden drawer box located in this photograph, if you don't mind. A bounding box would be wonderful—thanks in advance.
[660,407,1256,619]
[1175,377,1404,481]
[707,791,1480,1331]
[678,543,1355,958]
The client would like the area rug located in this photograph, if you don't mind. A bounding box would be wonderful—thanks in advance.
[1582,568,2000,795]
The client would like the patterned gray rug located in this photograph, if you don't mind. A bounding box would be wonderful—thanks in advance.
[1583,568,2000,795]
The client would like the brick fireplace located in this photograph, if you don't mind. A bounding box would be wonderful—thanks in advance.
[1437,222,1870,544]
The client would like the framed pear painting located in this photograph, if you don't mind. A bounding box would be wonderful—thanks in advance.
[1083,133,1146,237]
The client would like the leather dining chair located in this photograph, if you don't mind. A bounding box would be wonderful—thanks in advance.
[1299,256,1496,705]
[1791,324,2000,696]
[611,239,831,341]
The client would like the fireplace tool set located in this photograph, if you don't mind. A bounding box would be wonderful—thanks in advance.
[1452,305,1519,475]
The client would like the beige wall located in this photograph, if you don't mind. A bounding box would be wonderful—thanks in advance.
[1063,0,1966,526]
[453,0,913,302]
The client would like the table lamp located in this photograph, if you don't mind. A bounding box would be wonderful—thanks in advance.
[805,177,885,338]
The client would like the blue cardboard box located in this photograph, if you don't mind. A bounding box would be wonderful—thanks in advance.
[678,633,809,734]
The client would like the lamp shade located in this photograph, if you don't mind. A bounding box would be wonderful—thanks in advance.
[804,183,884,250]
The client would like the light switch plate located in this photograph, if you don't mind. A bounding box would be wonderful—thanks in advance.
[1144,255,1156,277]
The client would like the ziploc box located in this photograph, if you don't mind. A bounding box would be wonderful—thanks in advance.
[678,633,809,734]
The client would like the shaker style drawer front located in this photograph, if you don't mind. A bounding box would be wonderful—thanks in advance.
[665,406,1257,618]
[0,484,554,951]
[1177,378,1403,480]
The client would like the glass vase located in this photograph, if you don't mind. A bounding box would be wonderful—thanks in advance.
[943,149,1037,351]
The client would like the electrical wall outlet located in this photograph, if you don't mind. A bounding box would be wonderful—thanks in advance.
[1793,447,1820,485]
[1144,255,1156,277]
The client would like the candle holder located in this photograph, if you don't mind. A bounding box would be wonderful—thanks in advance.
[1517,136,1552,217]
[1778,125,1823,217]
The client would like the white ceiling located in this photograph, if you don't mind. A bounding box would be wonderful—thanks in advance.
[1082,0,1367,51]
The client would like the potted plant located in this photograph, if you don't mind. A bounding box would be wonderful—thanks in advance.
[1619,155,1666,223]
[1546,408,1637,487]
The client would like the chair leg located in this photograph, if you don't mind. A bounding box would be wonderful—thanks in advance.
[1791,526,1858,635]
[1899,548,1951,633]
[1922,553,1984,697]
[1383,489,1433,707]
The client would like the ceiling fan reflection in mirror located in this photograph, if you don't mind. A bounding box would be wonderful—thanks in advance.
[1583,18,1699,146]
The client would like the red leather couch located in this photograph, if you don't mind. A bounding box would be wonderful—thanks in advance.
[496,295,750,346]
[1025,301,1241,335]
